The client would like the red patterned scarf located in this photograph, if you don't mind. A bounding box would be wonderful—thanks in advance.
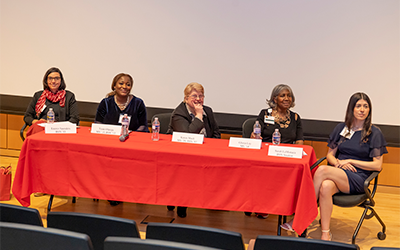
[35,89,66,116]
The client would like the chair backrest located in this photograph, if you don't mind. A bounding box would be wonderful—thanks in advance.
[0,222,93,250]
[242,118,257,138]
[146,222,244,250]
[104,236,221,250]
[254,235,360,250]
[0,203,43,226]
[152,113,172,134]
[20,123,28,141]
[47,212,140,250]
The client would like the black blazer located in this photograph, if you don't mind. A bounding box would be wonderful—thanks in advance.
[167,102,220,138]
[24,90,80,125]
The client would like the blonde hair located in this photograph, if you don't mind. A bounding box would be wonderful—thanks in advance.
[183,82,204,102]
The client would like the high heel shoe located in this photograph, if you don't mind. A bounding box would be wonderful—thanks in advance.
[280,222,294,232]
[321,229,332,241]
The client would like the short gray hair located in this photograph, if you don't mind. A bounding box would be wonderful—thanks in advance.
[267,84,295,109]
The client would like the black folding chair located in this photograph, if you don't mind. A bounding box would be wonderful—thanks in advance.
[146,222,244,250]
[47,211,140,250]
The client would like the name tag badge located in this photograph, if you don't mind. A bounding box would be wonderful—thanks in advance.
[340,126,355,139]
[264,115,275,125]
[118,114,132,124]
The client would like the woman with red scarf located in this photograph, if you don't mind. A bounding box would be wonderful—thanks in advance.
[24,67,79,128]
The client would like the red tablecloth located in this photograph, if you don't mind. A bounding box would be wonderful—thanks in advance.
[13,127,318,233]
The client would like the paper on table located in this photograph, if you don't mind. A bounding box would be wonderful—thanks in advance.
[38,121,75,127]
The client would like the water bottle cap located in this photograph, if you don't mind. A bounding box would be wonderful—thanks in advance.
[275,128,279,132]
[154,117,158,121]
[49,108,53,111]
[255,120,259,124]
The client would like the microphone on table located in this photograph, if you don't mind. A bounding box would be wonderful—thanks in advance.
[119,132,130,142]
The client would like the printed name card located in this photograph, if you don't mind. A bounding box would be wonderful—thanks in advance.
[268,145,303,159]
[229,137,262,149]
[172,132,204,144]
[45,122,77,134]
[91,123,121,135]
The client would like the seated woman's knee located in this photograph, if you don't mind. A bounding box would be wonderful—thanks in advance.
[320,180,336,197]
[315,165,331,177]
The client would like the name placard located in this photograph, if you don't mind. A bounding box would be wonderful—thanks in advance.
[229,137,262,149]
[172,132,204,144]
[268,145,303,159]
[91,123,121,135]
[45,122,77,134]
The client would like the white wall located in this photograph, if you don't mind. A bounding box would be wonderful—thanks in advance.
[1,0,399,125]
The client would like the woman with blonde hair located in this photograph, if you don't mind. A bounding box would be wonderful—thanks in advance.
[166,82,221,217]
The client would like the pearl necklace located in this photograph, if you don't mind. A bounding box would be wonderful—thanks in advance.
[115,95,131,110]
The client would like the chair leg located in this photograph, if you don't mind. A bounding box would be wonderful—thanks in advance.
[47,195,54,212]
[299,228,307,238]
[367,206,387,240]
[277,215,283,236]
[277,215,288,236]
[369,207,386,233]
[352,206,369,244]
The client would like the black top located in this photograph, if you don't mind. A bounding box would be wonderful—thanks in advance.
[167,102,221,138]
[24,90,80,125]
[327,123,388,193]
[95,95,148,132]
[256,109,303,143]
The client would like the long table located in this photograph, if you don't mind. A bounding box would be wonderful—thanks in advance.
[13,127,318,234]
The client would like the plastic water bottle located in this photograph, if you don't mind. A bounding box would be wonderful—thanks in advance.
[47,108,55,123]
[152,117,160,141]
[272,128,281,145]
[121,114,129,137]
[253,120,261,139]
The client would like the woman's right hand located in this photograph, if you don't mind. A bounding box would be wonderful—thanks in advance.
[193,102,203,120]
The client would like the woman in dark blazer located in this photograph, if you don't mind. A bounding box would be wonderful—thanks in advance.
[166,82,221,218]
[24,67,79,126]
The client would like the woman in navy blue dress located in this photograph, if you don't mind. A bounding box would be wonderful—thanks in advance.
[281,92,387,241]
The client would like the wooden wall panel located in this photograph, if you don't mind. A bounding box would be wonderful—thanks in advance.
[379,163,400,187]
[384,147,400,164]
[0,114,7,148]
[309,141,329,159]
[221,134,241,140]
[7,114,24,150]
[80,121,92,127]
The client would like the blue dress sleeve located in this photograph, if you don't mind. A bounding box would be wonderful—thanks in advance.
[368,125,388,158]
[95,98,108,123]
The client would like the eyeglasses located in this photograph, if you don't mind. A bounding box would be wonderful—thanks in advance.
[48,77,61,81]
[189,94,205,100]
